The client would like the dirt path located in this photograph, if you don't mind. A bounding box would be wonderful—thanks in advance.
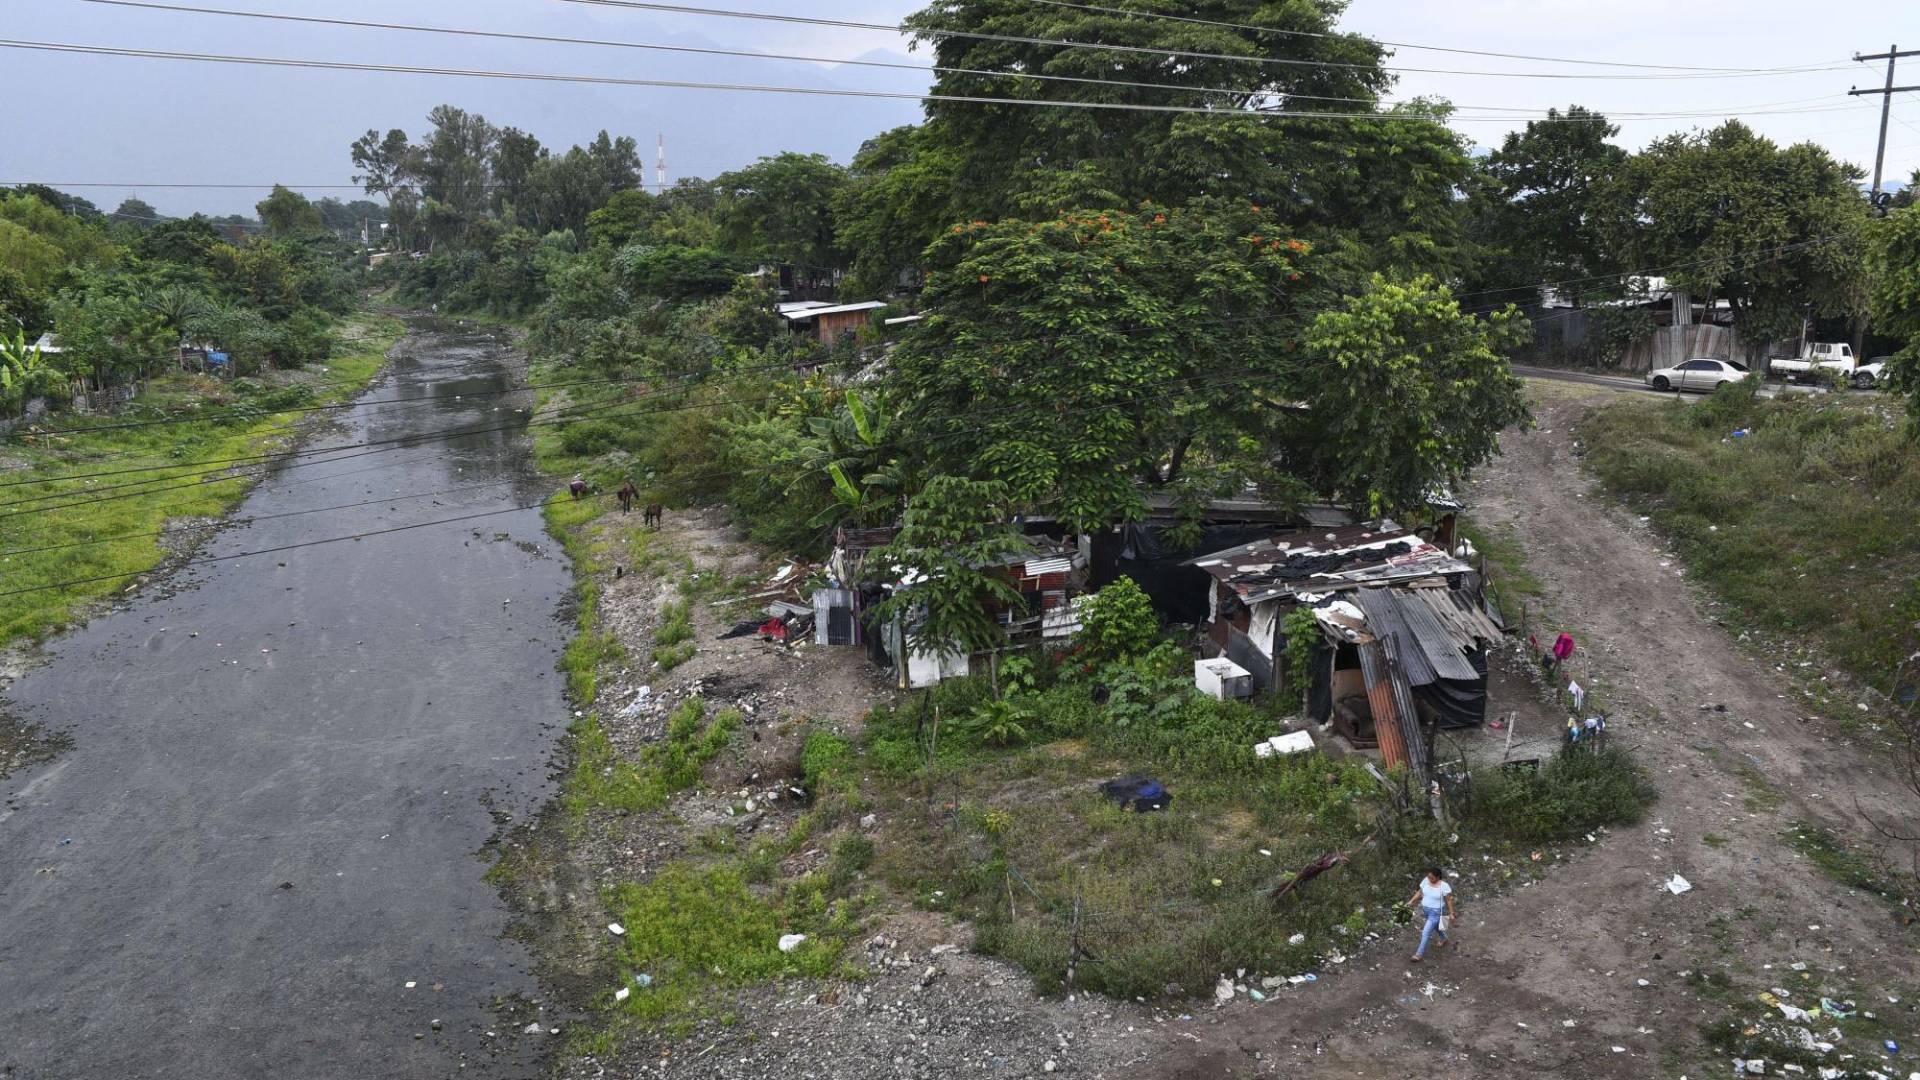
[1148,382,1920,1078]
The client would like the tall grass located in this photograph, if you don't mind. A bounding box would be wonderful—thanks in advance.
[0,314,403,645]
[1582,389,1920,689]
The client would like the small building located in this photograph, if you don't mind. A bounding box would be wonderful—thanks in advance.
[778,300,887,346]
[1187,520,1501,772]
[820,522,1089,687]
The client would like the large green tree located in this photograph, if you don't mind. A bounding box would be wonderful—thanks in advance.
[712,153,850,281]
[1595,121,1869,354]
[1466,106,1627,304]
[1295,275,1532,513]
[885,199,1315,533]
[256,185,323,237]
[1867,205,1920,420]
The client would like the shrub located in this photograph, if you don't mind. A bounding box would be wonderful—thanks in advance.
[1079,576,1159,662]
[1469,745,1655,841]
[800,730,858,796]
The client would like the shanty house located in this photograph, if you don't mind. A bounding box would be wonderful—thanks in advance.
[821,523,1089,687]
[778,300,887,346]
[1187,520,1501,772]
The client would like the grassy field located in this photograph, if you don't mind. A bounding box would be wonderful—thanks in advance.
[0,313,404,646]
[1580,388,1920,694]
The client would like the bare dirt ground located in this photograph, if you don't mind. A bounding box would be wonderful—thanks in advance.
[1148,381,1920,1079]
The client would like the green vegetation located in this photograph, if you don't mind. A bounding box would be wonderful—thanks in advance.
[562,698,739,818]
[650,597,695,671]
[0,314,401,645]
[1465,746,1656,841]
[855,631,1654,998]
[1583,390,1920,691]
[1456,517,1542,623]
[1783,820,1916,910]
[604,860,863,1030]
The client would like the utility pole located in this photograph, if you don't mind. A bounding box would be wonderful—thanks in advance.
[1849,44,1920,208]
[656,133,668,192]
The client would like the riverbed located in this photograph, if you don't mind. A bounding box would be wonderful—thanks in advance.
[0,318,574,1079]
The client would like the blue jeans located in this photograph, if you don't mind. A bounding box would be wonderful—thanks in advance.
[1416,907,1448,957]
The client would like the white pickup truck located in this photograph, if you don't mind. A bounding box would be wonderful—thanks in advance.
[1767,343,1858,382]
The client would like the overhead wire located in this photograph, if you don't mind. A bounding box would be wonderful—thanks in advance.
[1016,0,1849,73]
[7,39,1855,122]
[63,1,1865,121]
[556,0,1859,80]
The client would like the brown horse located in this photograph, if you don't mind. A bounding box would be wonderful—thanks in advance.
[643,503,663,528]
[616,480,638,513]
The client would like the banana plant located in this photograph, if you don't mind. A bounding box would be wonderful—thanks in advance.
[0,327,45,414]
[792,388,909,528]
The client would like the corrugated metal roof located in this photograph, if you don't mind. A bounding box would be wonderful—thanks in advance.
[779,300,888,320]
[1358,640,1409,771]
[1187,519,1471,605]
[1387,590,1482,683]
[1023,556,1075,577]
[1412,588,1504,647]
[1355,589,1440,686]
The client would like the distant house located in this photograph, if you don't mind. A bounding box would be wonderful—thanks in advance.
[30,333,63,355]
[820,522,1090,688]
[778,300,887,346]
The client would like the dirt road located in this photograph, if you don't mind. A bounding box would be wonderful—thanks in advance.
[1149,381,1920,1078]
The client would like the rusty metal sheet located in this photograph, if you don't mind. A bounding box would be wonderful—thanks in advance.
[1358,640,1407,770]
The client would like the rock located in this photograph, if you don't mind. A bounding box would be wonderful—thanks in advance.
[523,1022,544,1036]
[779,933,807,952]
[1044,1060,1057,1073]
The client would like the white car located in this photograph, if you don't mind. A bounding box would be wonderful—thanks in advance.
[1853,357,1890,390]
[1645,358,1750,393]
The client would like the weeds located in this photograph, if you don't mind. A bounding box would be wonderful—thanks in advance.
[1466,745,1656,841]
[605,862,856,1029]
[652,598,696,670]
[1583,391,1920,694]
[561,698,739,817]
[0,314,402,646]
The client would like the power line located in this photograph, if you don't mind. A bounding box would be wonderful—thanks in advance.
[74,0,1272,104]
[0,494,582,600]
[19,368,684,438]
[0,39,1871,126]
[67,1,1866,120]
[560,0,1858,81]
[1017,0,1848,74]
[0,476,527,558]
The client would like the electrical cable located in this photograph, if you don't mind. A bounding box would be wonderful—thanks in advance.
[558,0,1859,81]
[0,476,528,557]
[0,39,1862,123]
[1016,0,1849,73]
[67,1,1866,120]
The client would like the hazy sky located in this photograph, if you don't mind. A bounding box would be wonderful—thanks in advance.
[3,0,1916,218]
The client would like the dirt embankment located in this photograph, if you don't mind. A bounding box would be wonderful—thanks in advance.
[1147,382,1920,1079]
[497,507,1164,1079]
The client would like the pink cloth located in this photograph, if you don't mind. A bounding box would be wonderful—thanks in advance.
[1551,633,1575,662]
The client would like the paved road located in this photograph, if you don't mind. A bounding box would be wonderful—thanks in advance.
[0,319,573,1079]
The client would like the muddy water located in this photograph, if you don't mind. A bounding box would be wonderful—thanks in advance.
[0,319,573,1079]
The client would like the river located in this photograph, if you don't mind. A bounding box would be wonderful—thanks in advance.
[0,318,573,1079]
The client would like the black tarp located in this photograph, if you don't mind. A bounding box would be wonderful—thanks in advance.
[1093,523,1274,624]
[1412,645,1488,728]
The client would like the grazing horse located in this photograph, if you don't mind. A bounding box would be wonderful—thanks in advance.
[568,477,588,500]
[643,503,663,528]
[616,480,638,513]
